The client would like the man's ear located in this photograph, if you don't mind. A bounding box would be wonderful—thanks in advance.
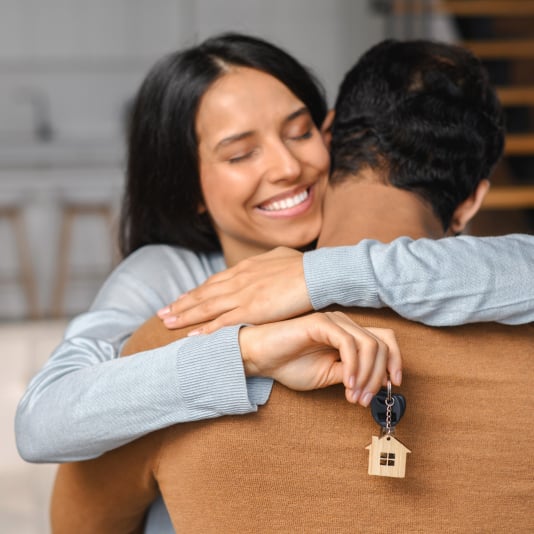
[448,179,490,234]
[321,110,335,150]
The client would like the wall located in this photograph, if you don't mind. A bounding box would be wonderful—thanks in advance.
[0,0,386,319]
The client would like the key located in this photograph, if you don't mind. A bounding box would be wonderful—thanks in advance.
[370,388,406,429]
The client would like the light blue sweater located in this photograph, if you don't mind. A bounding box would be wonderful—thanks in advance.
[14,234,534,532]
[16,235,533,462]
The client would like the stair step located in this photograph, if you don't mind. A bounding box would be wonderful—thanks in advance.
[462,39,534,59]
[482,186,534,209]
[439,1,534,17]
[505,134,534,155]
[392,0,534,16]
[497,87,534,106]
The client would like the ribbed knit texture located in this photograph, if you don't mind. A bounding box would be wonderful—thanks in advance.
[304,235,534,326]
[304,245,379,310]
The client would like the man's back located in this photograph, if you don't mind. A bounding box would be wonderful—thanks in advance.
[52,310,533,533]
[152,309,532,532]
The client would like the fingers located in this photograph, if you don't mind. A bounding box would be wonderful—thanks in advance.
[163,295,239,330]
[186,311,243,337]
[158,247,308,331]
[366,327,403,387]
[325,312,395,408]
[157,261,259,329]
[238,311,400,408]
[158,280,239,329]
[322,312,402,406]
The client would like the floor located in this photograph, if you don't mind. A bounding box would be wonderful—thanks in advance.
[0,319,67,534]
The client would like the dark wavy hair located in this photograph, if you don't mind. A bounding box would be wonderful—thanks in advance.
[330,39,505,230]
[119,33,327,257]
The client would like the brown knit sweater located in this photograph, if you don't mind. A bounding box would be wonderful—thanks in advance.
[51,309,534,533]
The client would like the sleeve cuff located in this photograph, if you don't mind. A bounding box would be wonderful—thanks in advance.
[175,325,273,417]
[303,244,380,309]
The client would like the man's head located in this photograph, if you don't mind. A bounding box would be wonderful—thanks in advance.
[328,39,505,233]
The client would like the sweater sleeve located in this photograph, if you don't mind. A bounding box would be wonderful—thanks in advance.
[303,234,534,326]
[15,245,273,463]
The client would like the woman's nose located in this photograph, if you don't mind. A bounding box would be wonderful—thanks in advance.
[264,141,301,183]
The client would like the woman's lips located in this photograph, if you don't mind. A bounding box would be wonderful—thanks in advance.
[255,185,316,219]
[259,188,309,212]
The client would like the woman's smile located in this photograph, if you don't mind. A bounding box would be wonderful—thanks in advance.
[256,185,313,217]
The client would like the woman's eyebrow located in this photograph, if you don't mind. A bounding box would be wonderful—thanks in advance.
[285,106,310,124]
[215,131,254,151]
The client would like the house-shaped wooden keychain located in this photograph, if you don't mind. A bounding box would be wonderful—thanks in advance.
[366,434,411,478]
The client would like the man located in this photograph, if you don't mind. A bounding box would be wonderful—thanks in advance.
[51,40,533,533]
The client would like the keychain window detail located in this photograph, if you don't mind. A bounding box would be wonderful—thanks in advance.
[380,451,395,466]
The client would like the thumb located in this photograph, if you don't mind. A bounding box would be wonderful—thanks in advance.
[320,361,344,388]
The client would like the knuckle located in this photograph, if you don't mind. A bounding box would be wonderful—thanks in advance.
[240,258,254,270]
[332,310,347,320]
[198,299,215,314]
[376,337,388,351]
[382,329,397,343]
[364,336,380,353]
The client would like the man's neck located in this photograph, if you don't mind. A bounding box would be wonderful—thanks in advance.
[318,178,444,247]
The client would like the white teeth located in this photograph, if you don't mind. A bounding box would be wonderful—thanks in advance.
[261,189,309,211]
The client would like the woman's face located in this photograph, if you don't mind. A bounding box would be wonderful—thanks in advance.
[196,67,330,266]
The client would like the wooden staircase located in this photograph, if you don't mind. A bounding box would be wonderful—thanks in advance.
[385,0,534,231]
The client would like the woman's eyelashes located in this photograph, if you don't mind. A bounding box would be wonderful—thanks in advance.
[226,125,314,164]
[228,150,256,164]
[288,129,313,141]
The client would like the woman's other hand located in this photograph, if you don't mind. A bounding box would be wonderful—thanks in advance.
[239,311,402,407]
[158,247,311,334]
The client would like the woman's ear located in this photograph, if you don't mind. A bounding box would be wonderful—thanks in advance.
[321,110,335,150]
[448,179,490,234]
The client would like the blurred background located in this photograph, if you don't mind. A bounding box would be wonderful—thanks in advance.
[1,1,533,532]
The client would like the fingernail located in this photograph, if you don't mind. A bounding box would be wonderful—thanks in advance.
[351,389,361,403]
[361,392,373,406]
[396,370,402,385]
[163,316,177,326]
[187,328,202,337]
[348,376,355,389]
[157,307,171,318]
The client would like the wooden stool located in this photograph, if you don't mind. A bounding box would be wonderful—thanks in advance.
[0,204,39,319]
[52,201,116,317]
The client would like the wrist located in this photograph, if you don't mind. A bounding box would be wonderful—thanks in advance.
[239,326,261,377]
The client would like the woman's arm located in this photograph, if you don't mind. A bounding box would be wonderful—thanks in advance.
[15,245,269,462]
[305,235,534,326]
[125,311,402,406]
[158,234,534,331]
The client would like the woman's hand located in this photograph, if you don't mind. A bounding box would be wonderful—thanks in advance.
[157,247,311,334]
[238,311,402,407]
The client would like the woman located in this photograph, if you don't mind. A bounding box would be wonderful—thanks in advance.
[15,32,533,532]
[16,33,400,464]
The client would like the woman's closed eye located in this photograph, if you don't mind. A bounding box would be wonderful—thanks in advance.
[284,116,315,142]
[228,149,256,164]
[288,129,313,141]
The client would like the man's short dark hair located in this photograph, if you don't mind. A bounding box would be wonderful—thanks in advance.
[330,39,505,230]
